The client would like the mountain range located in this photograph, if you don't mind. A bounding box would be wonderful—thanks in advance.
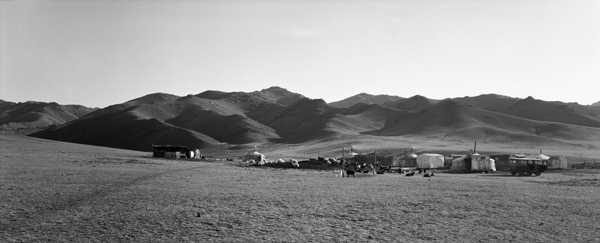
[2,87,600,152]
[0,100,97,134]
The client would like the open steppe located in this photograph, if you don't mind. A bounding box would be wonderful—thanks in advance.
[1,133,600,242]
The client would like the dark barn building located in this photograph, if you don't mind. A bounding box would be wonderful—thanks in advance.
[152,145,193,159]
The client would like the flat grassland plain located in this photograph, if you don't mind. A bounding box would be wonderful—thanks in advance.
[1,134,599,242]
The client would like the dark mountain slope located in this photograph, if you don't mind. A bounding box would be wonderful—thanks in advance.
[451,94,521,112]
[329,103,413,134]
[503,97,600,128]
[194,86,305,124]
[329,93,403,108]
[31,108,219,151]
[251,86,306,106]
[382,95,435,112]
[24,87,600,150]
[0,101,97,134]
[554,101,600,120]
[30,88,299,148]
[195,86,304,113]
[124,92,181,106]
[366,100,600,143]
[166,109,280,144]
[264,98,343,143]
[84,93,181,118]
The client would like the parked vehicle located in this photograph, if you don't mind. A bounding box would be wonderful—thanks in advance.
[507,154,548,176]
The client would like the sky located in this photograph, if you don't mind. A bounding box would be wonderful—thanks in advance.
[1,0,599,108]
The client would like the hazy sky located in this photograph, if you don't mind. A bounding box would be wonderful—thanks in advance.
[2,0,599,108]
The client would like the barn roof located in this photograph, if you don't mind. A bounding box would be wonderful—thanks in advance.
[152,145,192,151]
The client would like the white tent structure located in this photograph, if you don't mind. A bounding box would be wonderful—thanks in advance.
[451,153,496,173]
[244,151,266,163]
[416,154,445,169]
[393,153,418,168]
[547,156,568,169]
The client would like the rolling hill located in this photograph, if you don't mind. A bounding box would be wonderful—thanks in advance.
[451,94,600,128]
[382,95,437,112]
[13,87,600,152]
[502,97,600,128]
[328,93,403,108]
[365,100,600,143]
[0,100,97,134]
[451,94,521,112]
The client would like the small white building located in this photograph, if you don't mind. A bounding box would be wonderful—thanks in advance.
[416,154,444,169]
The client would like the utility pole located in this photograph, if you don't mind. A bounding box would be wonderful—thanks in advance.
[342,146,346,178]
[374,150,377,165]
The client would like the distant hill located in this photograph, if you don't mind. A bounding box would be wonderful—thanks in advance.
[382,95,436,112]
[251,86,307,106]
[365,100,600,143]
[451,94,521,112]
[31,87,307,150]
[502,97,600,128]
[32,110,220,152]
[263,98,341,143]
[0,100,97,134]
[329,93,403,108]
[25,87,600,152]
[333,103,413,134]
[593,101,600,107]
[452,95,600,129]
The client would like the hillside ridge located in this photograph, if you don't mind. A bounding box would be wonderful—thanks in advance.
[10,87,599,152]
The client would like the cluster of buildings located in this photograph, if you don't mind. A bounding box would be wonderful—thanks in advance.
[346,151,568,173]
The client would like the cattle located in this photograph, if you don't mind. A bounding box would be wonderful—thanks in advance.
[423,171,435,177]
[405,171,415,176]
[344,163,357,178]
[345,170,356,178]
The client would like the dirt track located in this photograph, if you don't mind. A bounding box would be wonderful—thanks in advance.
[1,134,600,242]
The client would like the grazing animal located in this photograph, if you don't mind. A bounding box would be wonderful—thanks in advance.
[345,170,355,178]
[423,172,431,177]
[290,159,299,168]
[344,163,356,178]
[405,171,415,177]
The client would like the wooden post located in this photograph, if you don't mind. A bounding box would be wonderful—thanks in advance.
[342,147,346,178]
[374,150,377,165]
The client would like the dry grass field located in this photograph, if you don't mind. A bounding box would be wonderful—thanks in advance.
[1,134,600,242]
